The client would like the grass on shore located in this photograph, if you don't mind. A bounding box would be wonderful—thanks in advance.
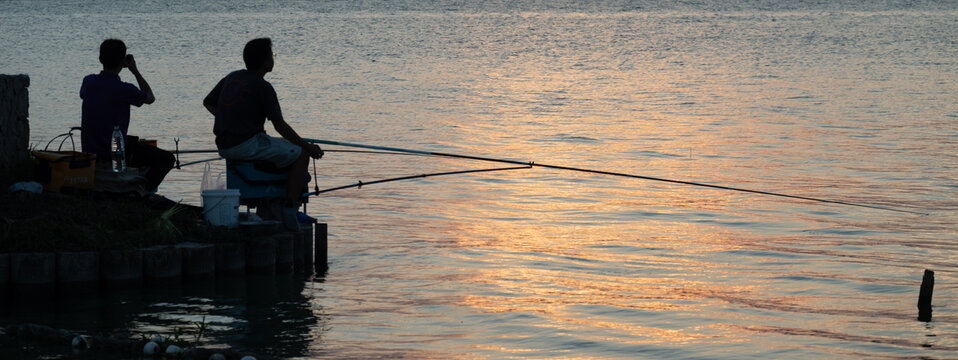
[0,191,249,253]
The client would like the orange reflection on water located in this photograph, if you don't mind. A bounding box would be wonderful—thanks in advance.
[438,214,762,346]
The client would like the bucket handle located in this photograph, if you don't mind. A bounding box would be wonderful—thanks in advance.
[44,127,82,152]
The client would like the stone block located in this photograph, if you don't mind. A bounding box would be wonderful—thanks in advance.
[215,242,246,276]
[293,228,305,273]
[301,224,314,268]
[275,233,294,275]
[177,242,215,278]
[0,253,10,294]
[0,74,30,177]
[10,252,55,286]
[100,249,143,285]
[57,251,100,287]
[246,237,276,275]
[142,246,182,282]
[9,252,57,301]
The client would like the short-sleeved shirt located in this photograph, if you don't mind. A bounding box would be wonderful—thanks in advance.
[203,69,283,150]
[80,71,148,161]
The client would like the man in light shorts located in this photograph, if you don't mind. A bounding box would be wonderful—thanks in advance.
[203,38,323,219]
[217,133,303,169]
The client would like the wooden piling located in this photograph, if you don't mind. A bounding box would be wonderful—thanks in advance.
[0,253,9,295]
[100,249,143,286]
[246,237,276,275]
[294,224,309,273]
[302,224,314,269]
[10,252,56,299]
[275,233,294,274]
[56,251,99,293]
[142,246,182,284]
[215,242,246,276]
[177,243,216,279]
[0,224,326,299]
[918,269,934,322]
[315,223,328,273]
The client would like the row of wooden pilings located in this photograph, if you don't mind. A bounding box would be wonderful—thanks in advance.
[0,223,328,297]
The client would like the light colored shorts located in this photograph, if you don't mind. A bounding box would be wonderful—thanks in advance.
[219,133,302,168]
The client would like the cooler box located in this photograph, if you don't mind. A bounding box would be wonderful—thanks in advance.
[225,160,310,204]
[33,151,96,192]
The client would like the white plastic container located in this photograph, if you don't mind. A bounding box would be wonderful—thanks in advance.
[202,189,241,228]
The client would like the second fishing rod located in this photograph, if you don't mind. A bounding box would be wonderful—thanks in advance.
[302,138,924,215]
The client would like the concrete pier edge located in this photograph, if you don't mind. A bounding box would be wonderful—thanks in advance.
[245,237,277,275]
[275,233,294,275]
[100,249,143,286]
[56,251,100,290]
[10,252,55,286]
[0,253,9,292]
[142,246,183,283]
[178,242,216,278]
[215,242,246,276]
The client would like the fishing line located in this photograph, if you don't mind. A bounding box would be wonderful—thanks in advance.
[303,138,925,215]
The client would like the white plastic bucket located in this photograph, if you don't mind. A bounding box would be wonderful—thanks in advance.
[202,189,240,228]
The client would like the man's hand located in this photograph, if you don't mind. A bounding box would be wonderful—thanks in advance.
[305,144,324,159]
[125,54,155,104]
[124,54,139,73]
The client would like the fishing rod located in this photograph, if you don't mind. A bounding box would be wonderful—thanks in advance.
[168,148,429,169]
[177,157,223,168]
[168,135,429,169]
[170,149,425,156]
[303,138,925,215]
[306,165,532,196]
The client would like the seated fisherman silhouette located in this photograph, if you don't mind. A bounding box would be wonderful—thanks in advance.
[203,38,323,229]
[80,38,174,194]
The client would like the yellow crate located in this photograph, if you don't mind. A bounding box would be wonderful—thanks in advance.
[32,151,96,192]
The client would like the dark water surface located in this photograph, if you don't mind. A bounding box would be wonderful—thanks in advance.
[1,1,957,358]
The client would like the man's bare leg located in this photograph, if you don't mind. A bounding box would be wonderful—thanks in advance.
[286,152,310,205]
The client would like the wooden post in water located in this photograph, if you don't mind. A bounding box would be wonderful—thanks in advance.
[918,269,934,322]
[315,223,328,274]
[302,223,314,269]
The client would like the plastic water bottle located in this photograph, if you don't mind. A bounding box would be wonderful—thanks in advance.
[111,125,126,172]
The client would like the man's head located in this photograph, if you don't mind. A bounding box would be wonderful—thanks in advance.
[244,38,274,73]
[99,39,127,70]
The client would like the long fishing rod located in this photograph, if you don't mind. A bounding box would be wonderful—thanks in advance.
[170,149,426,156]
[303,138,924,215]
[168,148,429,169]
[306,165,532,196]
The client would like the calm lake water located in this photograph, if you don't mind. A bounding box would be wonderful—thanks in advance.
[2,1,957,358]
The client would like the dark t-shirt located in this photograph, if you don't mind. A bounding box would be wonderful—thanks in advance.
[203,69,283,149]
[79,71,148,161]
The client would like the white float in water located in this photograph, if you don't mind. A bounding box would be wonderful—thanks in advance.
[71,335,89,351]
[166,344,183,356]
[143,341,160,356]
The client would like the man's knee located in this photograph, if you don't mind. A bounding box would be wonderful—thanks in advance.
[161,150,175,168]
[294,151,309,166]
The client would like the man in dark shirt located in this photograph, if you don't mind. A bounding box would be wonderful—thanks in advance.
[80,38,174,193]
[203,38,323,209]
